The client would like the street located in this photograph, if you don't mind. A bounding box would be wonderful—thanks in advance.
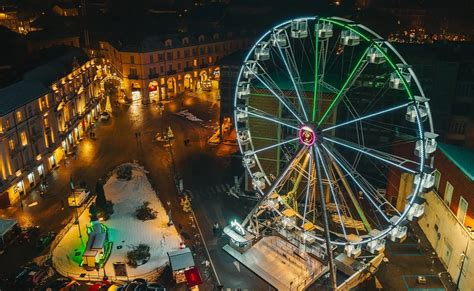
[0,91,456,291]
[0,92,270,290]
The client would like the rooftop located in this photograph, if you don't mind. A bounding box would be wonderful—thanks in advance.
[438,143,474,181]
[0,46,88,115]
[106,30,251,53]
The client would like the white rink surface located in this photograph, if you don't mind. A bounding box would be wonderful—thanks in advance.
[52,163,181,280]
[223,236,327,290]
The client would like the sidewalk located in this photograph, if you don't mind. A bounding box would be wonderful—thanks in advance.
[358,221,456,290]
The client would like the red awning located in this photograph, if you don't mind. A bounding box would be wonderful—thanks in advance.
[184,267,202,287]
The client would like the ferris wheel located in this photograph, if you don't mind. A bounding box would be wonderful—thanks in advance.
[234,16,437,253]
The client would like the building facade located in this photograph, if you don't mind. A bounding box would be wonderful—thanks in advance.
[0,49,107,207]
[99,31,252,104]
[0,4,37,34]
[387,142,474,290]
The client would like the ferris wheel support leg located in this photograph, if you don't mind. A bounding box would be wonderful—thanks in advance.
[287,151,311,211]
[315,145,337,290]
[328,149,372,233]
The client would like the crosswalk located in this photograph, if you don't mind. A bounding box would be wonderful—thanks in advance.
[189,183,260,201]
[190,183,234,197]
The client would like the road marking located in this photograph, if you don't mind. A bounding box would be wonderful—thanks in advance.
[28,202,39,207]
[190,209,221,285]
[233,260,241,272]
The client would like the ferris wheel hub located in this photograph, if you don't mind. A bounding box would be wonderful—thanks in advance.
[298,125,317,146]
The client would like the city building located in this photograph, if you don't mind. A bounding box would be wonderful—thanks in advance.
[392,43,474,147]
[52,2,80,17]
[387,142,474,290]
[26,31,81,53]
[98,31,252,104]
[0,4,39,34]
[0,47,107,207]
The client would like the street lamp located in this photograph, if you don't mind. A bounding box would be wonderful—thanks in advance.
[70,175,83,241]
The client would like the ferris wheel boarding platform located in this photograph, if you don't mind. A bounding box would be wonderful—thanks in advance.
[222,235,329,290]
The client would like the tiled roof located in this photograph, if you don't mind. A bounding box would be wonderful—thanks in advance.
[0,47,88,116]
[438,143,474,181]
[0,80,50,115]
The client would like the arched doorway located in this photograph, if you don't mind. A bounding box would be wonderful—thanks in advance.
[210,67,220,90]
[200,70,212,91]
[184,74,193,90]
[166,77,177,98]
[131,83,141,102]
[148,81,159,102]
[199,70,208,82]
[100,74,125,102]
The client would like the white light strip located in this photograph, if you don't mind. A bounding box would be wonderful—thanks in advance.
[251,137,299,155]
[238,109,299,130]
[277,45,309,121]
[321,144,391,223]
[254,74,305,124]
[315,146,348,238]
[324,137,416,174]
[322,102,411,132]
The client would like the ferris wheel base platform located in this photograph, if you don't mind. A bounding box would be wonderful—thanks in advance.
[222,236,329,290]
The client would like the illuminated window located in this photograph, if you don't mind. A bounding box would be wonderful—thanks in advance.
[9,139,14,150]
[16,111,22,122]
[208,57,213,64]
[193,59,198,66]
[5,118,10,129]
[43,118,49,128]
[20,131,27,146]
[160,78,165,85]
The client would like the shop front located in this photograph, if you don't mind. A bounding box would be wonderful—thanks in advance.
[149,81,159,102]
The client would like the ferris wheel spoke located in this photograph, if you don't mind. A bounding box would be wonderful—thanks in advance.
[321,144,391,224]
[301,150,314,226]
[323,136,418,174]
[238,107,300,130]
[242,146,307,227]
[275,40,309,121]
[317,45,372,126]
[314,146,348,239]
[322,102,411,132]
[250,137,299,155]
[253,72,305,124]
[322,145,373,232]
[312,21,320,122]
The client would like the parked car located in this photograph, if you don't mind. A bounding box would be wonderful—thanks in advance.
[100,111,111,121]
[14,262,45,286]
[19,225,40,244]
[41,277,79,291]
[35,232,56,251]
[147,282,165,290]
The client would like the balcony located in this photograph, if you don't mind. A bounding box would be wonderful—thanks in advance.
[184,67,193,72]
[199,64,208,69]
[148,73,159,79]
[166,70,177,76]
[128,74,139,80]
